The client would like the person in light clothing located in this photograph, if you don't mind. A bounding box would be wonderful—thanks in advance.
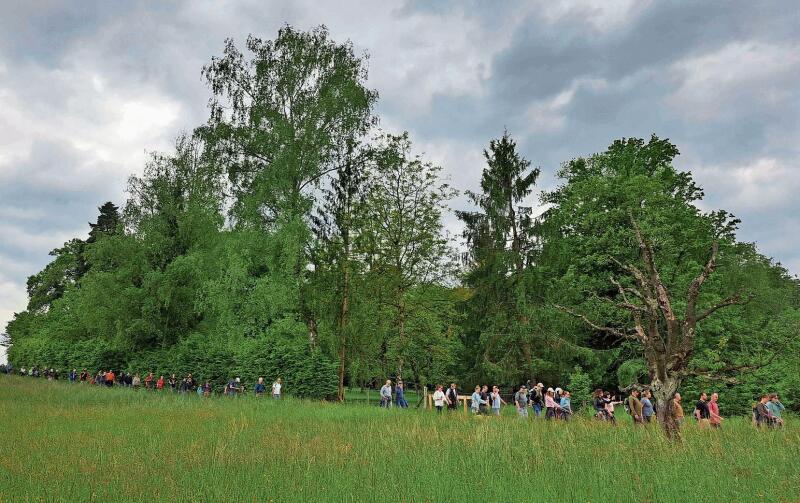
[490,386,506,416]
[271,378,282,399]
[470,386,486,414]
[432,385,449,413]
[380,380,393,407]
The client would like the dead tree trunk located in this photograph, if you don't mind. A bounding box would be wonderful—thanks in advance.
[558,213,746,440]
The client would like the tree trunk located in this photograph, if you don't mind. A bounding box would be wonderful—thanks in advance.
[396,294,406,380]
[337,259,351,402]
[652,374,681,440]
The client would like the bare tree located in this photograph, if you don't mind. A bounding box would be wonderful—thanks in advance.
[559,214,748,439]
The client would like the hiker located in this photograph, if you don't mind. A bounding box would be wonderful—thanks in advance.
[69,369,77,383]
[106,370,115,387]
[766,393,785,427]
[515,385,529,418]
[708,393,723,428]
[672,393,685,425]
[227,377,241,396]
[755,394,773,428]
[168,374,177,391]
[593,389,609,420]
[490,386,506,416]
[272,378,282,400]
[203,381,212,396]
[132,373,141,390]
[446,383,459,411]
[627,390,644,424]
[604,393,623,424]
[479,385,490,415]
[125,373,133,387]
[186,373,196,391]
[196,383,204,396]
[254,377,266,397]
[156,375,165,390]
[432,385,448,413]
[395,381,408,408]
[694,392,710,427]
[118,371,127,387]
[560,391,572,420]
[144,373,153,390]
[470,385,486,414]
[641,390,655,423]
[530,383,544,418]
[544,388,562,420]
[380,380,393,408]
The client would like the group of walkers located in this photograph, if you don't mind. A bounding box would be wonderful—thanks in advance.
[4,365,788,427]
[6,365,283,399]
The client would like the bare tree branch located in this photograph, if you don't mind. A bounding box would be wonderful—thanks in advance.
[695,291,751,322]
[686,241,719,321]
[554,304,632,340]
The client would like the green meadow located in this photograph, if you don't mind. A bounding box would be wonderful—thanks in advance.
[1,376,798,503]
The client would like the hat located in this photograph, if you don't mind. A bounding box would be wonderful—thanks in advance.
[536,383,544,388]
[547,387,554,393]
[555,387,562,393]
[236,377,240,383]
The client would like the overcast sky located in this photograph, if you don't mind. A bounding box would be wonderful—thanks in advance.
[1,1,798,364]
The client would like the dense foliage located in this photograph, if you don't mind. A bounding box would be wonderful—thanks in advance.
[6,26,798,408]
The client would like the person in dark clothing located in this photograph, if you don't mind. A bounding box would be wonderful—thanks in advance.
[694,392,710,427]
[169,374,177,391]
[446,383,459,411]
[479,385,490,415]
[755,394,774,428]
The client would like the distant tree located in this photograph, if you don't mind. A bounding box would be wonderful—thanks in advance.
[457,132,541,384]
[361,132,457,379]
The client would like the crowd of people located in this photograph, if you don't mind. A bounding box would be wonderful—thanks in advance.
[3,364,788,427]
[4,365,284,399]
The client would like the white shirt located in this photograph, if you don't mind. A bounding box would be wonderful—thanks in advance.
[433,390,447,406]
[272,382,281,395]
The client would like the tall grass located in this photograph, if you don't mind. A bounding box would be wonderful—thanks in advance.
[1,376,797,502]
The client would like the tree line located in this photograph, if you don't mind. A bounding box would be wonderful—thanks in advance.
[6,26,799,427]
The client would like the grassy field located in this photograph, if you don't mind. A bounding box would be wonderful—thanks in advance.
[1,376,798,503]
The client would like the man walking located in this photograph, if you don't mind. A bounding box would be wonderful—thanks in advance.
[446,383,459,411]
[514,385,529,418]
[694,392,710,428]
[380,380,393,408]
[627,390,644,424]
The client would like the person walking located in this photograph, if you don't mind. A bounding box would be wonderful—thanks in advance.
[672,393,685,425]
[490,386,506,416]
[559,391,572,420]
[514,385,529,418]
[694,392,710,428]
[156,375,165,391]
[708,393,723,428]
[627,390,644,424]
[132,373,141,390]
[479,385,490,415]
[470,386,486,414]
[446,383,459,411]
[755,394,774,428]
[641,390,655,423]
[432,385,448,414]
[272,378,282,400]
[530,383,544,418]
[144,372,154,390]
[169,374,177,392]
[255,377,266,397]
[380,380,393,408]
[766,393,785,427]
[395,381,408,408]
[544,388,561,420]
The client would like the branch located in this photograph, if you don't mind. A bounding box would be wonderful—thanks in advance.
[686,241,719,321]
[554,304,631,339]
[629,213,675,322]
[695,291,751,323]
